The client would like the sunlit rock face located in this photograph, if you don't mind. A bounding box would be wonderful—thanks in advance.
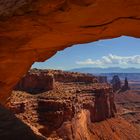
[0,0,140,102]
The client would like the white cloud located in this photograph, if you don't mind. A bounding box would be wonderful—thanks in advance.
[76,54,140,66]
[76,58,102,65]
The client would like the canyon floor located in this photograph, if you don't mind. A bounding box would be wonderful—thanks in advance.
[115,90,140,131]
[7,89,140,139]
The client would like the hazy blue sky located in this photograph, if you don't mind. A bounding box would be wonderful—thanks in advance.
[32,36,140,70]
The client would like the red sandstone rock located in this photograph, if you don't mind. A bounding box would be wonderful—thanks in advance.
[0,104,44,140]
[15,69,99,94]
[7,69,119,140]
[0,1,140,139]
[91,88,117,122]
[49,70,98,83]
[7,88,140,140]
[15,70,54,93]
[0,0,140,102]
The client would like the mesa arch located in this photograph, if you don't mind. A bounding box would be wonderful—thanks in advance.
[0,0,140,103]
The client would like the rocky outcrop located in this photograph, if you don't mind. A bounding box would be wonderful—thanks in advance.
[15,70,54,93]
[6,69,140,140]
[91,88,117,122]
[111,76,131,92]
[46,69,98,83]
[7,78,118,139]
[7,83,140,140]
[12,69,117,126]
[54,72,97,83]
[15,69,98,94]
[0,0,140,102]
[111,75,121,92]
[120,77,130,92]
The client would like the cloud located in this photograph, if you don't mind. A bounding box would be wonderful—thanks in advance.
[76,54,140,66]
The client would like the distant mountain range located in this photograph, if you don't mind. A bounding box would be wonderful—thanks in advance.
[70,67,140,73]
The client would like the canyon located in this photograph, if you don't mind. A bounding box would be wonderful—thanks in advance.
[6,69,140,140]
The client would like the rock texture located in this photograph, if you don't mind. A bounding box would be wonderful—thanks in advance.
[8,83,117,139]
[7,83,140,139]
[0,104,44,140]
[0,0,140,102]
[15,69,98,93]
[7,69,117,139]
[50,70,98,83]
[15,69,54,93]
[6,69,140,140]
[91,88,117,122]
[115,90,140,132]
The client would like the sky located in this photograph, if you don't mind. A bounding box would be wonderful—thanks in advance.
[32,36,140,70]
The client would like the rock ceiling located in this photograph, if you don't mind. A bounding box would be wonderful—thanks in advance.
[0,0,140,103]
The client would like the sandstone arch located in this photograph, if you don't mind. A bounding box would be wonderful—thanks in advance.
[0,0,140,103]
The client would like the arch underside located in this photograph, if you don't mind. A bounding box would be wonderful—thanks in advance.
[0,0,140,102]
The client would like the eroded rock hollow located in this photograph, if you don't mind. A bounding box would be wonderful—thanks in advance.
[0,0,140,102]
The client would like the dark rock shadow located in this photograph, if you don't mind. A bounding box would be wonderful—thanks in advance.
[0,104,45,140]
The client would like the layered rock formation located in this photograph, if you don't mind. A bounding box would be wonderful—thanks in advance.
[0,0,140,102]
[7,82,140,140]
[91,88,117,122]
[6,69,140,139]
[49,70,98,83]
[15,69,54,93]
[15,69,98,93]
[8,83,117,139]
[6,69,117,139]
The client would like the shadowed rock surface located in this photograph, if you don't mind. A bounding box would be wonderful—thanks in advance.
[120,77,130,92]
[111,75,121,92]
[0,104,44,140]
[0,0,140,101]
